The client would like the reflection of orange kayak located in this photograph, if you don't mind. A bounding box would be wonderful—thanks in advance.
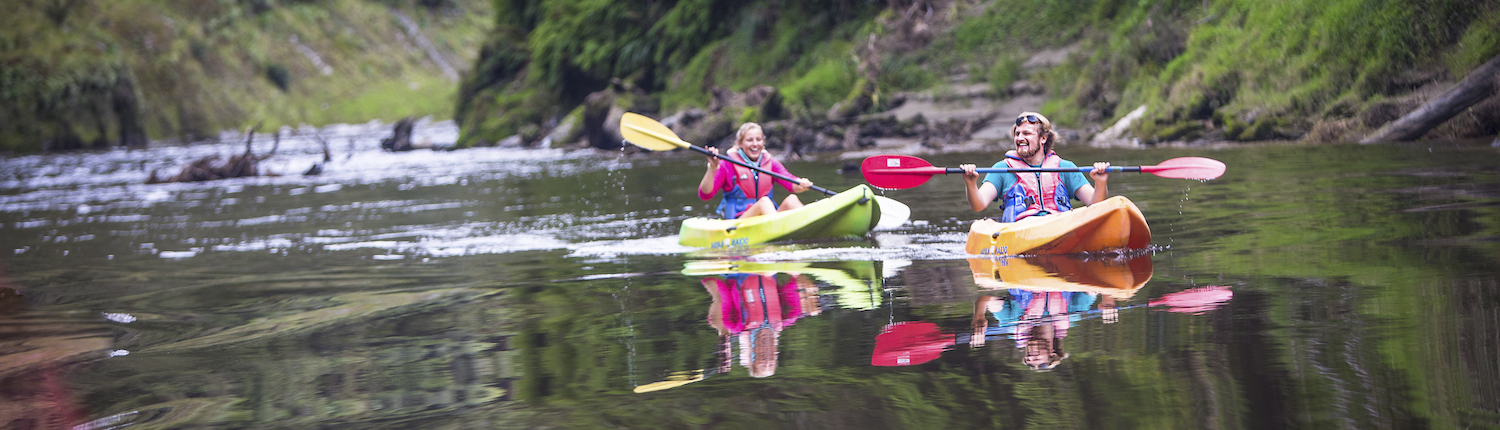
[966,196,1150,255]
[968,254,1153,299]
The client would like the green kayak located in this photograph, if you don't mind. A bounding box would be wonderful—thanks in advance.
[680,184,880,248]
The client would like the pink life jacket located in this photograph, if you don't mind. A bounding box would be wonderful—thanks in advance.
[1001,150,1070,222]
[730,149,776,200]
[739,274,784,330]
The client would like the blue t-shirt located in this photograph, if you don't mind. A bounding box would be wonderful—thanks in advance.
[981,159,1089,203]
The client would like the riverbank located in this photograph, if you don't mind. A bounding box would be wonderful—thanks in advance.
[454,0,1500,152]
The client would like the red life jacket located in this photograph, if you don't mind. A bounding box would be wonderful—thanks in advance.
[1002,150,1069,222]
[730,149,776,200]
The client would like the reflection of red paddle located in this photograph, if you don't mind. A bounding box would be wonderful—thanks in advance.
[871,321,950,366]
[1149,286,1233,314]
[860,155,1227,189]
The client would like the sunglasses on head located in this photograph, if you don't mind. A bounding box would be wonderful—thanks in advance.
[1015,115,1043,126]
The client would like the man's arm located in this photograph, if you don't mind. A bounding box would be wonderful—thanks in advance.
[960,164,1000,212]
[1076,162,1110,205]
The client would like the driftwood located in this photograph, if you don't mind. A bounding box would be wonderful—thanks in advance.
[1362,54,1500,143]
[303,134,333,176]
[148,124,278,183]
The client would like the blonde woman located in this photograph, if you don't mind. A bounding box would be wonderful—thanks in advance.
[698,123,814,219]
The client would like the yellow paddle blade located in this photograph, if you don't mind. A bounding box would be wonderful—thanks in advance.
[620,112,691,151]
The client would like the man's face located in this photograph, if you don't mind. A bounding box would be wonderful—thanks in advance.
[1014,122,1045,158]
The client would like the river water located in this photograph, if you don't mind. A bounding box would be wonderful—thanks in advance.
[2,121,1498,429]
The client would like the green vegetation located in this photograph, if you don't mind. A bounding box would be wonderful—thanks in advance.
[1,0,491,152]
[458,0,1500,147]
[455,0,889,146]
[8,0,1496,152]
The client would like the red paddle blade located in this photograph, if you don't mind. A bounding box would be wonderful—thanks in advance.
[862,155,947,189]
[1141,157,1226,180]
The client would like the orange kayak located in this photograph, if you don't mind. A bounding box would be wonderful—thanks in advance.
[966,196,1151,255]
[968,254,1153,300]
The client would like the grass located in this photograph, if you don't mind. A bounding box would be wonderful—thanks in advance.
[1,0,490,151]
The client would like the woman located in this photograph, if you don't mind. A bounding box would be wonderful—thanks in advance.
[698,123,814,219]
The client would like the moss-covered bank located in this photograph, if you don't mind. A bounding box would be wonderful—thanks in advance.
[456,0,1500,148]
[1,0,491,153]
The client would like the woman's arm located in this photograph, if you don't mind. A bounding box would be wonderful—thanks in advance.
[770,159,812,193]
[698,148,722,199]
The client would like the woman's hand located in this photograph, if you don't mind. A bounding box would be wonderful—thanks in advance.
[794,178,813,193]
[706,147,721,171]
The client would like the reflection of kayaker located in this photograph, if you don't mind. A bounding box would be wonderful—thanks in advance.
[635,269,823,393]
[703,272,817,378]
[977,291,1095,371]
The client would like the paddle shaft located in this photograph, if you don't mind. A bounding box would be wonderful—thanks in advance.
[683,145,838,196]
[871,166,1144,175]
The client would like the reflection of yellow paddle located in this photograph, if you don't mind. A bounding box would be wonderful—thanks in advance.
[633,368,721,393]
[968,255,1153,299]
[682,260,883,310]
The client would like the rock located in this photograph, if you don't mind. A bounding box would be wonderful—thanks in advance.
[1006,80,1046,96]
[1090,105,1147,147]
[540,111,582,148]
[496,135,525,148]
[708,86,740,113]
[581,89,624,150]
[380,117,416,151]
[661,108,707,130]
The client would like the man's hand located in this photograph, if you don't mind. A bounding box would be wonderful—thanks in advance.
[960,164,979,182]
[1089,161,1111,183]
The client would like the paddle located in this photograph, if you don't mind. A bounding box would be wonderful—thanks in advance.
[620,112,911,229]
[860,154,1227,189]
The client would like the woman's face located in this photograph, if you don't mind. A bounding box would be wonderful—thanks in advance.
[739,128,766,160]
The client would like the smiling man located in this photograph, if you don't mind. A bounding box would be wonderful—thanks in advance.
[958,112,1112,221]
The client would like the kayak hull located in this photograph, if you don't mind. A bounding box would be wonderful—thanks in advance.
[968,255,1153,300]
[680,184,880,248]
[966,196,1151,255]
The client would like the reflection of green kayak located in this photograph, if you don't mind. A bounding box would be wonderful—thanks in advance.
[683,260,884,310]
[680,185,880,248]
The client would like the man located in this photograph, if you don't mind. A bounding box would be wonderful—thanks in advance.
[960,112,1111,221]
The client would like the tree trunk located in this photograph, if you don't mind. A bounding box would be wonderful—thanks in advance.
[1361,54,1500,143]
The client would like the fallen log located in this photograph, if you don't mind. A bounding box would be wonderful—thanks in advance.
[147,124,278,183]
[1361,54,1500,143]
